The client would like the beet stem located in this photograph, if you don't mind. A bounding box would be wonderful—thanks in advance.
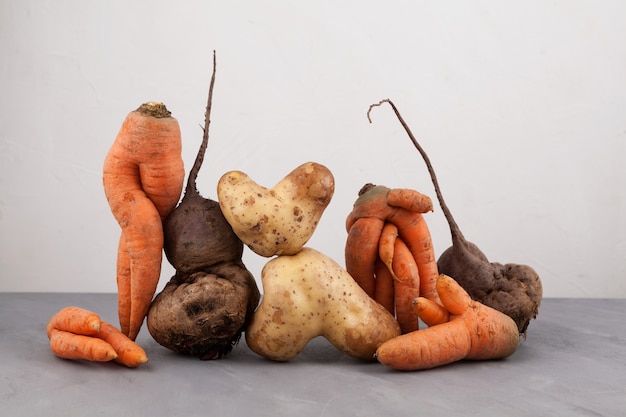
[367,98,465,244]
[184,50,217,198]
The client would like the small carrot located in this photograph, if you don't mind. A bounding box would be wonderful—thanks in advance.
[103,102,185,340]
[49,329,118,362]
[391,237,421,333]
[378,222,398,272]
[97,321,148,368]
[374,257,395,314]
[387,187,434,214]
[413,297,449,326]
[46,306,101,338]
[376,275,520,371]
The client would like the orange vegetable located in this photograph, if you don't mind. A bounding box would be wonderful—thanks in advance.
[345,216,384,297]
[97,321,148,368]
[374,257,395,314]
[413,297,449,326]
[49,329,118,362]
[103,102,185,340]
[47,306,149,367]
[390,237,421,333]
[345,183,440,323]
[376,275,520,371]
[378,222,398,272]
[390,209,440,304]
[46,306,101,338]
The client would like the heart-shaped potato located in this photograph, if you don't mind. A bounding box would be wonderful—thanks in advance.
[245,247,401,361]
[217,162,335,257]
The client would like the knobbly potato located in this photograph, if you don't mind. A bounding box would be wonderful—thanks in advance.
[245,247,401,361]
[217,162,335,257]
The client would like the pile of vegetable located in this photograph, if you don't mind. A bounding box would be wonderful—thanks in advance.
[45,55,543,372]
[216,162,401,360]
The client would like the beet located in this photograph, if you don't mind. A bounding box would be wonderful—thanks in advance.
[147,261,260,359]
[147,52,260,359]
[368,99,542,335]
[163,54,242,272]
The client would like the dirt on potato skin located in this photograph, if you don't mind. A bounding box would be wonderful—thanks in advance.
[147,261,260,360]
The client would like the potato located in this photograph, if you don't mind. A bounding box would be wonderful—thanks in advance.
[245,247,401,361]
[217,162,335,257]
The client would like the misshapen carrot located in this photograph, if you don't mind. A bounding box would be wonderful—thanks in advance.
[49,329,118,362]
[378,222,398,272]
[375,275,520,371]
[390,208,440,305]
[374,257,395,314]
[390,237,420,334]
[413,297,449,327]
[345,216,385,298]
[46,306,101,338]
[103,102,185,340]
[97,321,148,368]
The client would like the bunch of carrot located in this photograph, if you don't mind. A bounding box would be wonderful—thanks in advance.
[345,183,520,370]
[345,183,440,334]
[103,102,185,341]
[47,306,148,367]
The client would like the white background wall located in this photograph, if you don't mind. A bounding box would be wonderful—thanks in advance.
[1,0,624,297]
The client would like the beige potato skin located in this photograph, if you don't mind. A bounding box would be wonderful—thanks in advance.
[245,247,401,361]
[217,162,335,257]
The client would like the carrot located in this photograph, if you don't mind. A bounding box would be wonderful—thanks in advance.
[103,102,185,340]
[115,235,131,336]
[390,208,440,305]
[46,306,101,338]
[413,297,449,326]
[378,222,398,272]
[374,257,395,314]
[387,187,434,213]
[345,216,385,298]
[391,237,421,333]
[375,275,520,371]
[345,184,433,232]
[49,329,118,362]
[97,321,148,368]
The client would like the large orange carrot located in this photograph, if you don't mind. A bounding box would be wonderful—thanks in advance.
[345,216,385,297]
[391,237,421,333]
[376,275,520,371]
[97,321,148,368]
[49,329,118,362]
[46,306,101,338]
[103,102,185,340]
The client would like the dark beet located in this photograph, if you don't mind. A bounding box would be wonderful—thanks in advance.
[163,53,242,272]
[147,261,260,359]
[368,99,542,335]
[148,52,260,359]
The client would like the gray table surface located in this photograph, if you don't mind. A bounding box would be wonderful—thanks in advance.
[1,293,625,417]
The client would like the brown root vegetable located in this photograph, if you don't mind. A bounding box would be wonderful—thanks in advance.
[147,261,260,359]
[367,99,542,335]
[148,51,260,359]
[163,52,243,272]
